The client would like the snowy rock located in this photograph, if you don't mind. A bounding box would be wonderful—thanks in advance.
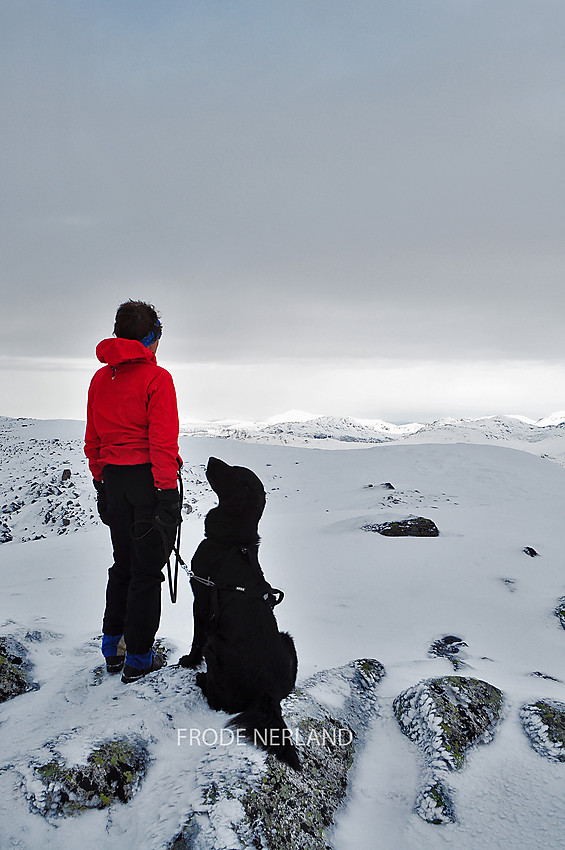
[0,636,37,703]
[168,659,385,850]
[0,522,13,543]
[362,516,439,537]
[393,676,504,823]
[428,636,469,670]
[414,780,456,825]
[520,700,565,762]
[529,671,562,683]
[523,546,539,557]
[26,738,149,817]
[555,597,565,629]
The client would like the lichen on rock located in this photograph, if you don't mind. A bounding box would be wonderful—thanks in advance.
[520,700,565,762]
[168,659,385,850]
[27,737,149,817]
[414,780,456,825]
[393,676,504,823]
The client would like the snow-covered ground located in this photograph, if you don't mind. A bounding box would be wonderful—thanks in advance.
[1,413,565,848]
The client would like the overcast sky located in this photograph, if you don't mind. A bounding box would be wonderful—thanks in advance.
[2,0,565,423]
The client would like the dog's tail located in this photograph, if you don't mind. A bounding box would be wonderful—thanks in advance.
[228,694,301,771]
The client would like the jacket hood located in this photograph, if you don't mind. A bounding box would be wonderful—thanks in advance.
[96,338,156,368]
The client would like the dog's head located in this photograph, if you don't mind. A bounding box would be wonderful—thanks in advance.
[204,457,266,545]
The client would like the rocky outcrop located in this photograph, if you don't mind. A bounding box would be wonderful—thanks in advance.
[520,700,565,762]
[393,676,504,824]
[169,659,385,850]
[362,517,439,537]
[26,738,149,817]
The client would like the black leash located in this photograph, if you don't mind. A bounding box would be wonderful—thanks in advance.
[130,469,186,604]
[160,469,185,604]
[131,470,285,607]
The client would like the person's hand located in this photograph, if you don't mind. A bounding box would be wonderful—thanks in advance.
[93,478,109,524]
[154,488,181,528]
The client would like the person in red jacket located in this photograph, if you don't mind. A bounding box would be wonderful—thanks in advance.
[85,300,181,683]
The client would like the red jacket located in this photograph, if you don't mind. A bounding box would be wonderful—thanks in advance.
[84,338,181,490]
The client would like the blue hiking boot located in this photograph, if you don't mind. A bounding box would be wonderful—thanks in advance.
[121,650,166,684]
[102,634,126,674]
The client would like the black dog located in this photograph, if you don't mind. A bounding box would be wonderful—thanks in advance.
[179,457,300,770]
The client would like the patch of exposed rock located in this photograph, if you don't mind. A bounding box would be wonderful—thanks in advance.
[0,521,13,543]
[520,700,565,762]
[428,636,469,671]
[169,658,385,850]
[393,676,504,824]
[362,517,439,537]
[26,738,149,817]
[0,636,37,703]
[555,597,565,629]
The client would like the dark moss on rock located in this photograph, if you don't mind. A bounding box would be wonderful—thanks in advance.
[393,676,504,823]
[415,781,456,825]
[394,676,503,770]
[239,659,384,850]
[520,700,565,762]
[29,738,149,817]
[362,517,439,537]
[240,715,356,850]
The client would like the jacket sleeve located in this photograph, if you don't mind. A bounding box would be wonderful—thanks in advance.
[147,368,180,490]
[84,375,104,481]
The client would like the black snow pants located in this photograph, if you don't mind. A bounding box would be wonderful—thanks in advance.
[100,463,174,655]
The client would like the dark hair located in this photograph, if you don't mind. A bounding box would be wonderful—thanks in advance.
[113,300,162,342]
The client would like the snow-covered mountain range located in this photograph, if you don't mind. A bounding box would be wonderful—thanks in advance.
[179,410,565,453]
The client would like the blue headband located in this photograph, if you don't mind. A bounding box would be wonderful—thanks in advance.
[140,321,162,348]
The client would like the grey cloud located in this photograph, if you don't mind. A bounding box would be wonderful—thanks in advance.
[2,0,565,368]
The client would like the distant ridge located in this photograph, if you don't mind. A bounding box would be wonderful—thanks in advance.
[178,411,565,460]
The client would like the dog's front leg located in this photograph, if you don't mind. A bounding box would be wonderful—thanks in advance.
[196,671,226,711]
[179,645,203,668]
[195,671,208,695]
[179,583,210,667]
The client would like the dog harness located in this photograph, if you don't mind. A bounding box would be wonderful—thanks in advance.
[184,545,284,606]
